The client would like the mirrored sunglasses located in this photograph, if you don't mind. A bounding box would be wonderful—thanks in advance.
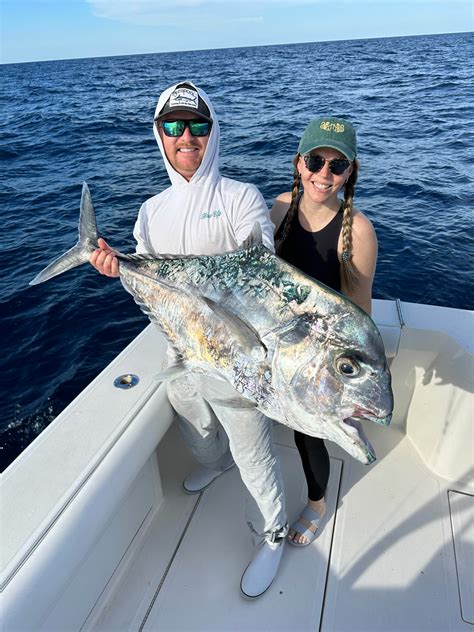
[304,154,351,176]
[158,119,211,137]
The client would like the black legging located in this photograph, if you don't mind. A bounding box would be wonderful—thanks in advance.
[294,431,330,501]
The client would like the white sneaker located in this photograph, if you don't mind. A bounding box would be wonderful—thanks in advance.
[240,538,285,599]
[182,462,235,494]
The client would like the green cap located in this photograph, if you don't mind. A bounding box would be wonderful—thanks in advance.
[298,117,357,160]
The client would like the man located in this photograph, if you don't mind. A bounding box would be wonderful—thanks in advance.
[90,81,288,599]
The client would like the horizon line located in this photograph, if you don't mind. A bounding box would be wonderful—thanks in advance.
[2,29,471,66]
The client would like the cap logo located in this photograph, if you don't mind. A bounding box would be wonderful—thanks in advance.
[169,87,199,110]
[320,121,345,133]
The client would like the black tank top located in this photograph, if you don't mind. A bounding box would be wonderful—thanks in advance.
[276,195,343,292]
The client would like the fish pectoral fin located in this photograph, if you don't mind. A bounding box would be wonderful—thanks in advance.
[153,363,188,383]
[200,296,268,360]
[261,316,312,346]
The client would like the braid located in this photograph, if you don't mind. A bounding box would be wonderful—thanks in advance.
[340,161,359,293]
[275,155,301,255]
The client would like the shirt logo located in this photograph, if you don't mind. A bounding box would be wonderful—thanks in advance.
[200,210,222,220]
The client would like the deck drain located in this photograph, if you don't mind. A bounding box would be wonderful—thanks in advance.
[114,373,139,389]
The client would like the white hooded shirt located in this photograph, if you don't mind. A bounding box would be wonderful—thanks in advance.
[133,81,275,256]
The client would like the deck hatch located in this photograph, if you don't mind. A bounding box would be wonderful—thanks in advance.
[448,490,474,624]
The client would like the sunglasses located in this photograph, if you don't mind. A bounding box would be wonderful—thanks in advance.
[158,119,211,137]
[303,154,351,176]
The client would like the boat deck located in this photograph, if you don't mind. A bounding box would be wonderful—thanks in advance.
[85,419,472,632]
[3,301,473,631]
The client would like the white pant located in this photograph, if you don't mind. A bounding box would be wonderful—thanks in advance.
[167,373,287,544]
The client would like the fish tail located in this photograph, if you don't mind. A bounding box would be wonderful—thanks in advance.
[29,182,99,286]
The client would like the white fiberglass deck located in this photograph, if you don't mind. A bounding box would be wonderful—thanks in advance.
[3,300,473,632]
[86,420,472,632]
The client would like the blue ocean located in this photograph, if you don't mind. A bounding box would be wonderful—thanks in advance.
[1,32,473,471]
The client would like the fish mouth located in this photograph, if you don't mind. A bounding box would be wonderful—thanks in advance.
[352,406,392,426]
[339,417,376,464]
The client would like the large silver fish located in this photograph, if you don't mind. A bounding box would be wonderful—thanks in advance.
[30,183,393,464]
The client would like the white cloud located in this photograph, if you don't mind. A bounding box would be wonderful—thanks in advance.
[86,1,186,23]
[86,0,254,25]
[85,0,270,27]
[86,0,468,10]
[238,16,264,23]
[85,0,470,27]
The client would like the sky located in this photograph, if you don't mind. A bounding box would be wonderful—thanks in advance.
[1,0,472,64]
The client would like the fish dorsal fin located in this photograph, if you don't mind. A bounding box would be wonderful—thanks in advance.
[238,222,263,250]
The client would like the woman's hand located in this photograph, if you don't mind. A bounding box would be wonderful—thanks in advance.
[89,238,120,278]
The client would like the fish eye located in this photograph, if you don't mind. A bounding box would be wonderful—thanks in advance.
[336,356,361,377]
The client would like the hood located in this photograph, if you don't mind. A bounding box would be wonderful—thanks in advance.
[153,80,220,187]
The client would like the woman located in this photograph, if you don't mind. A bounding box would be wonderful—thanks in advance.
[271,116,378,546]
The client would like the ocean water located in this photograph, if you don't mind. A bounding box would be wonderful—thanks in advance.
[1,32,473,471]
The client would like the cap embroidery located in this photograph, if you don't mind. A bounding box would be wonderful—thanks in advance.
[169,87,198,109]
[320,121,345,133]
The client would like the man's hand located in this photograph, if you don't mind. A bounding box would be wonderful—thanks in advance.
[89,238,120,277]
